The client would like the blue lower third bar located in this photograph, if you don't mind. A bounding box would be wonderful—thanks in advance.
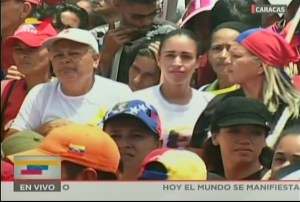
[27,165,49,170]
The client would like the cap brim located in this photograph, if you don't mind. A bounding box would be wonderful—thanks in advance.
[3,34,44,66]
[5,34,44,50]
[217,118,270,130]
[104,113,160,138]
[6,148,52,164]
[43,35,89,49]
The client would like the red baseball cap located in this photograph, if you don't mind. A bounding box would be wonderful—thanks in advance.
[4,19,56,49]
[3,19,57,65]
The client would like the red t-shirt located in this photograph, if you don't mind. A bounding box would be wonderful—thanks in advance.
[1,79,27,133]
[195,53,216,89]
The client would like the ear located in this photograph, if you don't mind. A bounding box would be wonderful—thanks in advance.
[20,2,33,20]
[195,55,201,70]
[93,53,101,69]
[211,133,220,146]
[257,62,264,75]
[156,54,161,70]
[157,139,163,148]
[81,168,98,180]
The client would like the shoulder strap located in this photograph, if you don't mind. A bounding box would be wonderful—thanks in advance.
[266,106,292,148]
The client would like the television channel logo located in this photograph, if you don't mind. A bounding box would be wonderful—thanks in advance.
[251,4,287,14]
[14,156,61,192]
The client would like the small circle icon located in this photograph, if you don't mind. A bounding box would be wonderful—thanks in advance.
[62,184,69,191]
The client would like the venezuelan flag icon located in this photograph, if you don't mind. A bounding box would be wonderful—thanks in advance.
[14,156,61,180]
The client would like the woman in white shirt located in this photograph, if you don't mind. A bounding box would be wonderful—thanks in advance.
[134,29,214,148]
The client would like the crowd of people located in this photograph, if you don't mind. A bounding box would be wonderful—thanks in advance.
[1,0,300,181]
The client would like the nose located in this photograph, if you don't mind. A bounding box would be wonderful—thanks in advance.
[236,133,251,145]
[132,73,142,85]
[60,54,72,64]
[219,48,231,63]
[173,56,182,66]
[131,74,142,90]
[139,17,153,28]
[19,51,29,59]
[116,138,131,151]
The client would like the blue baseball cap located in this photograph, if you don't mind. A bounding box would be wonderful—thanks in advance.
[103,100,162,139]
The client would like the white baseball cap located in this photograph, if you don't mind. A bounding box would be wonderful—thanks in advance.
[43,28,99,54]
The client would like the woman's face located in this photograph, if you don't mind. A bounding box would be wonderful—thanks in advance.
[213,125,266,166]
[13,41,50,75]
[209,28,240,79]
[271,134,300,177]
[226,42,264,85]
[60,11,81,29]
[157,35,200,86]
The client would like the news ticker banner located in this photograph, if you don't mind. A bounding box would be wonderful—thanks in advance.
[1,182,300,201]
[3,155,299,201]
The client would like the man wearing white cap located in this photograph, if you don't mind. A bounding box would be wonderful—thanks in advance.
[5,28,132,138]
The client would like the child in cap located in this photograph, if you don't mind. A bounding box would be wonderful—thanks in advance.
[7,124,121,180]
[203,97,272,180]
[103,100,162,180]
[138,148,207,180]
[1,19,57,138]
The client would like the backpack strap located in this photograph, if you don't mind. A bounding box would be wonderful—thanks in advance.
[266,106,292,148]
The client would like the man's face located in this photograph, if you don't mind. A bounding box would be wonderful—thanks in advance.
[104,116,161,169]
[1,0,25,34]
[50,39,100,84]
[116,1,160,32]
[128,55,160,91]
[12,41,50,75]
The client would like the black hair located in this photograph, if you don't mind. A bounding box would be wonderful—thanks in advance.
[62,160,123,180]
[37,5,57,21]
[209,21,251,49]
[210,0,262,30]
[54,3,89,30]
[136,48,156,59]
[273,125,300,150]
[159,29,201,57]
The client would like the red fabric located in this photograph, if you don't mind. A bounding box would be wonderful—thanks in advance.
[238,28,299,68]
[1,79,27,132]
[1,161,14,181]
[269,20,300,74]
[293,75,300,91]
[2,20,56,70]
[195,53,216,89]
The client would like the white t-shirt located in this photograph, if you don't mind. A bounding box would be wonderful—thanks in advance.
[11,75,132,131]
[133,85,215,147]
